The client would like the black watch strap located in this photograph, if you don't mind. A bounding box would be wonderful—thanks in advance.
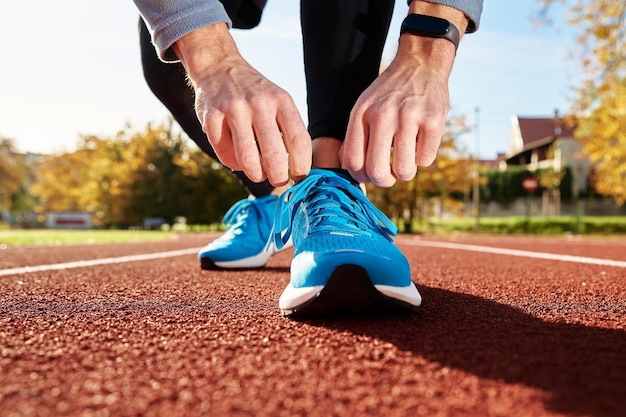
[400,14,460,51]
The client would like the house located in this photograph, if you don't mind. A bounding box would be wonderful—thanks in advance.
[503,115,591,195]
[481,152,507,171]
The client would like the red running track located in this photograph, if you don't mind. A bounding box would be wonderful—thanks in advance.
[1,233,625,417]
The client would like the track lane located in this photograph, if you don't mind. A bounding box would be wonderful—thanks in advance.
[409,235,626,261]
[1,235,624,417]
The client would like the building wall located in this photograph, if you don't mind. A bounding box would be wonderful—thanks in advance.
[45,212,93,229]
[477,198,625,217]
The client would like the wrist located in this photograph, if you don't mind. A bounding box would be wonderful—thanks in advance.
[394,34,456,80]
[395,1,469,74]
[408,1,469,35]
[401,14,460,52]
[172,23,240,83]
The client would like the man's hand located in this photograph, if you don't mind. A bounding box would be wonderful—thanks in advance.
[341,49,452,187]
[173,23,311,186]
[340,2,468,187]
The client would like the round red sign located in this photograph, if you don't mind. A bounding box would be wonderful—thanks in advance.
[522,176,538,192]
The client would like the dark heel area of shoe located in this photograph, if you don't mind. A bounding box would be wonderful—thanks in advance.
[282,264,419,318]
[200,257,267,271]
[200,257,220,271]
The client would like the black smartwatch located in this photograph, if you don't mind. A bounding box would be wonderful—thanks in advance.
[400,14,460,52]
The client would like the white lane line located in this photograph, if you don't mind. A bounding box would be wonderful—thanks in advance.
[0,247,202,277]
[4,240,625,277]
[402,240,626,268]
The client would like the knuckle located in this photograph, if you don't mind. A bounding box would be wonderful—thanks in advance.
[367,165,394,188]
[203,113,223,136]
[261,149,287,167]
[274,89,294,106]
[367,105,393,125]
[211,139,229,153]
[238,151,259,169]
[223,99,249,118]
[394,164,417,181]
[287,132,311,147]
[248,94,268,112]
[341,154,360,171]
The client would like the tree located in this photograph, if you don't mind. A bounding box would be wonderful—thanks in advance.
[0,138,35,221]
[31,120,248,227]
[538,141,566,215]
[31,135,115,223]
[538,0,626,205]
[113,121,246,226]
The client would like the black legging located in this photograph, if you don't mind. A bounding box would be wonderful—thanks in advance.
[139,0,394,195]
[301,0,395,141]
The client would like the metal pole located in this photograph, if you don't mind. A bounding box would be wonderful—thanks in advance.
[526,191,532,233]
[473,107,480,231]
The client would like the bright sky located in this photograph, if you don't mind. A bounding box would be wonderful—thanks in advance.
[0,0,577,159]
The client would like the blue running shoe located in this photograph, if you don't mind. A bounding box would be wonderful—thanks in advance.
[272,169,422,316]
[199,195,283,270]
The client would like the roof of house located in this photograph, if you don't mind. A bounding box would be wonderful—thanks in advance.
[480,152,507,170]
[517,117,575,148]
[504,116,577,166]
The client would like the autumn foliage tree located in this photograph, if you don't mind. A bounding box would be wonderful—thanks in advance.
[32,121,247,227]
[0,138,31,219]
[32,136,110,216]
[539,0,626,205]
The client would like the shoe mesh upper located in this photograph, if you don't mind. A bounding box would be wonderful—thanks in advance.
[198,195,277,262]
[272,169,410,288]
[273,169,397,250]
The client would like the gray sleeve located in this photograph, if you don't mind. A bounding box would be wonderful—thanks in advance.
[133,0,232,62]
[422,0,484,33]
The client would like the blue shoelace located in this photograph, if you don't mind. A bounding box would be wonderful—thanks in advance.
[222,197,271,239]
[272,172,398,250]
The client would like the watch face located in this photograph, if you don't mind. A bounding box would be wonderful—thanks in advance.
[404,14,449,36]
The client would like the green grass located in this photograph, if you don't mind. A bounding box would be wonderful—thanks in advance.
[0,229,177,246]
[3,215,625,247]
[410,216,626,235]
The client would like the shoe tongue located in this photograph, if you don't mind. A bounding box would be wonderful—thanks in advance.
[309,168,359,186]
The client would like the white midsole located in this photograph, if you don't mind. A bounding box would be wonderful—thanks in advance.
[278,282,422,310]
[375,283,422,306]
[210,237,292,269]
[279,284,325,310]
[213,250,274,269]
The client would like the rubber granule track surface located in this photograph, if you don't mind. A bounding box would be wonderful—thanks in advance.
[1,233,625,417]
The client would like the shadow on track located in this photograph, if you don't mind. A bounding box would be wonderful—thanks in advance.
[304,286,626,417]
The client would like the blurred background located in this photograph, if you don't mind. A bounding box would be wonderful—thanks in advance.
[1,0,625,234]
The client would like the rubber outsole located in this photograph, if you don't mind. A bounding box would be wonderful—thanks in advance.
[280,264,421,318]
[200,257,266,271]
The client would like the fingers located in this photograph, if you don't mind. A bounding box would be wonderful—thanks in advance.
[276,95,312,182]
[344,104,419,188]
[344,105,398,187]
[343,105,445,187]
[230,119,266,184]
[415,117,444,167]
[364,108,396,188]
[392,109,419,181]
[342,111,369,184]
[204,110,241,171]
[203,94,309,187]
[247,96,288,185]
